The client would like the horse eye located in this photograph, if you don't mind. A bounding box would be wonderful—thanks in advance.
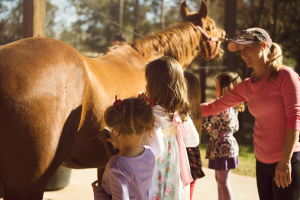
[206,26,210,31]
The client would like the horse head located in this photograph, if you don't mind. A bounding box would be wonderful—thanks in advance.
[130,1,225,69]
[180,0,225,64]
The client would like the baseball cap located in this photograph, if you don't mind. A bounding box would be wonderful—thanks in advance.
[228,28,272,52]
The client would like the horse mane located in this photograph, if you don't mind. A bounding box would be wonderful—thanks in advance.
[107,21,201,66]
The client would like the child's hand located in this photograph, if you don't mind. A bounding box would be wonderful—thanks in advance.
[206,124,211,133]
[106,138,120,150]
[92,180,102,193]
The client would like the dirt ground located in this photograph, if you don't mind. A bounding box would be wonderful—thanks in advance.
[0,167,259,200]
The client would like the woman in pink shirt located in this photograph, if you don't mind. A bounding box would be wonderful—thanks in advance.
[201,28,300,200]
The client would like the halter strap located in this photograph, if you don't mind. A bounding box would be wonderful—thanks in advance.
[195,26,220,60]
[173,113,193,186]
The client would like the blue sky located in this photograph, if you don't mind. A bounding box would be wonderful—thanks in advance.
[50,0,76,27]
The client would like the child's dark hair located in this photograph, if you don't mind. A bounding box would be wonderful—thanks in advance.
[184,72,202,141]
[145,56,189,121]
[216,71,245,112]
[104,98,155,143]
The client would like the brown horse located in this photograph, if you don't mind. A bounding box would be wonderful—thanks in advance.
[0,1,224,199]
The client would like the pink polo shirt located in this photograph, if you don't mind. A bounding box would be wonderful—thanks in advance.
[201,66,300,163]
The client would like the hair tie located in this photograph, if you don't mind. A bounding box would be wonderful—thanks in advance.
[113,95,125,111]
[141,96,154,107]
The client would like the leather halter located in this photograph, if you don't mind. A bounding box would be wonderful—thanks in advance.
[196,26,221,60]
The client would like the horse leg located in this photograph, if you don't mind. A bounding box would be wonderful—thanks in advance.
[96,128,118,184]
[1,137,75,200]
[1,156,64,200]
[0,106,82,200]
[97,168,106,184]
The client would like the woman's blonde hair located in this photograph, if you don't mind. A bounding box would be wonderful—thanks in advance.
[104,98,155,146]
[216,71,245,112]
[255,41,283,82]
[145,56,189,121]
[184,72,202,142]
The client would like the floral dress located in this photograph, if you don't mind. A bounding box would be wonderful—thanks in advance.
[202,107,239,170]
[148,105,199,200]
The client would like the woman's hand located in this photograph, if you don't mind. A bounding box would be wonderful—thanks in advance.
[274,158,292,188]
[206,124,211,133]
[92,180,102,193]
[273,129,299,188]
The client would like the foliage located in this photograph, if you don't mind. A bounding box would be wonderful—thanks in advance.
[46,1,59,38]
[0,0,58,45]
[0,0,298,67]
[234,0,300,77]
[0,0,23,45]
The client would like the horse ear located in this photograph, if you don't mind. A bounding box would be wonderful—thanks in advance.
[180,1,189,19]
[198,0,208,19]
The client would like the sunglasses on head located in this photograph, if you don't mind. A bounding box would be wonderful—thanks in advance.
[235,30,257,40]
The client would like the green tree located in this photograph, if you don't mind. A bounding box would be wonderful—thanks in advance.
[0,0,58,45]
[46,1,59,38]
[0,0,23,45]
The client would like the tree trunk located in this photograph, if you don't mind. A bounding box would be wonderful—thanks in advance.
[257,0,265,27]
[250,0,256,26]
[223,0,237,71]
[119,0,124,32]
[160,0,165,30]
[133,0,139,40]
[272,0,278,40]
[75,1,81,51]
[23,0,46,38]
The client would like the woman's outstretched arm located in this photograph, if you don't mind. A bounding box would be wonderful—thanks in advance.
[201,80,246,116]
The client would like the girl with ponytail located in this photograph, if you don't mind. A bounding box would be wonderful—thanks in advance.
[92,97,157,200]
[201,28,300,200]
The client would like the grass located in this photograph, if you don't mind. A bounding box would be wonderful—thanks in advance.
[199,143,256,177]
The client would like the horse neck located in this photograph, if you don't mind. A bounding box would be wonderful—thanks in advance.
[131,22,201,68]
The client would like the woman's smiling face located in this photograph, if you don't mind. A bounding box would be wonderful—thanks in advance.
[238,43,262,68]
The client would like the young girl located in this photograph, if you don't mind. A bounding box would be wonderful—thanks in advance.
[92,97,156,200]
[202,71,245,200]
[145,56,200,200]
[184,72,205,200]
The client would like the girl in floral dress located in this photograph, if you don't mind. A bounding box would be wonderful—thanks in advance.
[184,72,205,200]
[144,57,200,200]
[202,72,245,200]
